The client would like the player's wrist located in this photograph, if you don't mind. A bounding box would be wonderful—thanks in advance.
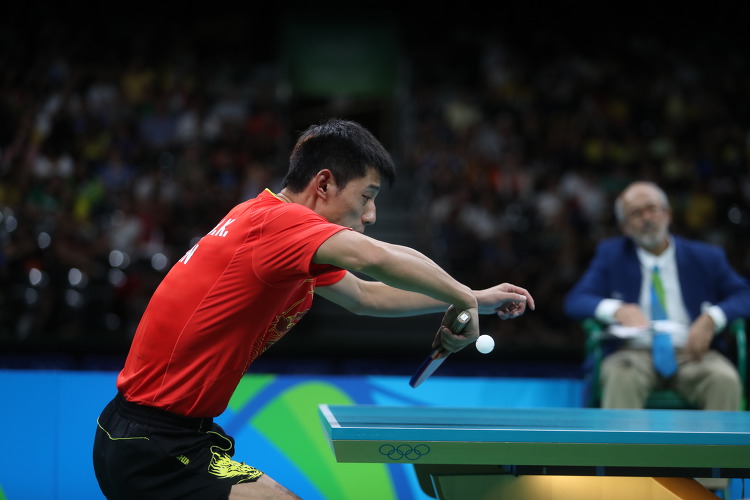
[455,288,478,312]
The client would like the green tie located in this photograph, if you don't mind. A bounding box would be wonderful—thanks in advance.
[651,266,677,377]
[651,266,667,320]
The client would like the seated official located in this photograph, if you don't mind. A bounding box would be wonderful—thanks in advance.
[564,181,750,410]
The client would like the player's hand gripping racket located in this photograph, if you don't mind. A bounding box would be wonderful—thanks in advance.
[409,310,471,388]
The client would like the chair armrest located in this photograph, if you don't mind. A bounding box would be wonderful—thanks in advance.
[583,318,605,353]
[582,318,606,406]
[729,318,746,390]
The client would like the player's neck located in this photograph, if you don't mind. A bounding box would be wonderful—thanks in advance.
[276,191,293,203]
[277,187,320,212]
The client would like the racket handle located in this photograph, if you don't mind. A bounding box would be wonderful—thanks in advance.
[433,311,471,359]
[450,310,471,333]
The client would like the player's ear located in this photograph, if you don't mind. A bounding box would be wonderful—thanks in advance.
[315,169,333,197]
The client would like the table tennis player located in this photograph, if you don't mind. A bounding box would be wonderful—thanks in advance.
[93,118,535,499]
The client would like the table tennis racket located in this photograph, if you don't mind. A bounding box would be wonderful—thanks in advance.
[409,310,471,388]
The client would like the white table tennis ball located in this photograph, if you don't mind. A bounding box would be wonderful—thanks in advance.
[475,334,495,354]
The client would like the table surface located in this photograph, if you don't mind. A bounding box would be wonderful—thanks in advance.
[319,404,750,475]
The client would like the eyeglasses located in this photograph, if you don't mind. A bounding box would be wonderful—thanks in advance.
[623,203,666,221]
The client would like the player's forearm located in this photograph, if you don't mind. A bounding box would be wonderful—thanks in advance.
[358,243,476,311]
[350,282,452,317]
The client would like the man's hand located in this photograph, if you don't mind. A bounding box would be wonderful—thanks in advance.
[685,313,715,361]
[475,283,535,319]
[431,306,479,353]
[613,303,649,328]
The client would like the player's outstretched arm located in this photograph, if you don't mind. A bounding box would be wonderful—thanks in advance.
[314,230,477,314]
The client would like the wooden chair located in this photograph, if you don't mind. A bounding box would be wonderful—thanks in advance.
[582,317,747,410]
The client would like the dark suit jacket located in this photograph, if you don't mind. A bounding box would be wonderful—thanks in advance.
[564,235,750,326]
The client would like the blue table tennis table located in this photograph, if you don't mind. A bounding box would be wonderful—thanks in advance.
[319,404,750,500]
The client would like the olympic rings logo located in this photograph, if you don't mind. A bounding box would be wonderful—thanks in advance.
[378,443,431,461]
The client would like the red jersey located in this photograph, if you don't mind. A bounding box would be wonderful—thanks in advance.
[117,189,348,417]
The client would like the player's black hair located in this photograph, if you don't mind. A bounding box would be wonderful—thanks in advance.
[281,118,396,192]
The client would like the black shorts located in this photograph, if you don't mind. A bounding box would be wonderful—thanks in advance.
[93,393,263,500]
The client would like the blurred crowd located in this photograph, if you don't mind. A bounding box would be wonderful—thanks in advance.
[0,22,290,353]
[1,13,749,367]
